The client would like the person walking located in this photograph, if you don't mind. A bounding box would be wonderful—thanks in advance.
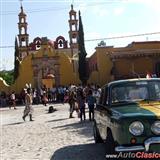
[86,90,96,121]
[93,88,101,105]
[10,91,16,109]
[68,91,77,118]
[77,89,86,122]
[22,88,34,121]
[42,92,48,106]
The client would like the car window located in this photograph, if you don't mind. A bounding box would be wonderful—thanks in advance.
[149,82,160,100]
[105,87,109,105]
[101,86,108,106]
[111,80,160,105]
[99,88,105,105]
[128,87,148,100]
[155,84,160,98]
[98,86,108,106]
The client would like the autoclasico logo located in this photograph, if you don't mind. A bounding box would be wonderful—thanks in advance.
[106,152,160,159]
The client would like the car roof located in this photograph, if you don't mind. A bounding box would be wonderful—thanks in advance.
[103,78,160,88]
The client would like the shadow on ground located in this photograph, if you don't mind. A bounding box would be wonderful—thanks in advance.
[51,143,106,160]
[4,122,24,126]
[47,118,69,123]
[51,120,93,138]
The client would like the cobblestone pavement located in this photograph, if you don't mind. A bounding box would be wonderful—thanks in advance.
[0,103,106,160]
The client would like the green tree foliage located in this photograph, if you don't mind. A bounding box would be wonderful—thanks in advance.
[78,11,89,85]
[0,70,14,85]
[14,37,20,81]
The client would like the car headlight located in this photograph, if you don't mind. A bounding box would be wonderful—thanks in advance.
[129,121,144,136]
[151,121,160,135]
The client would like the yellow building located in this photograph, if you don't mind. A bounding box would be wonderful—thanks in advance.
[4,4,80,93]
[88,41,160,86]
[0,78,9,93]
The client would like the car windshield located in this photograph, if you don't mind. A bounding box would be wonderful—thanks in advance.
[111,80,160,105]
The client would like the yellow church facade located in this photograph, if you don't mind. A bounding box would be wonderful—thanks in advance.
[10,43,79,93]
[0,5,80,94]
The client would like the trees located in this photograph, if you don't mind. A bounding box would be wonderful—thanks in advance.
[78,11,88,85]
[0,70,14,85]
[0,37,19,85]
[14,37,20,81]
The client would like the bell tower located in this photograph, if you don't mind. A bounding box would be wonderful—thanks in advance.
[68,4,78,49]
[17,3,29,59]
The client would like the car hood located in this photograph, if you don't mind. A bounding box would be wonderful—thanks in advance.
[111,102,160,120]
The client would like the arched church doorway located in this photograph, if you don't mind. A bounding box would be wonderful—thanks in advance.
[42,74,55,89]
[32,57,60,89]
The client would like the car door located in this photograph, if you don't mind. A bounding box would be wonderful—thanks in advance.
[95,86,111,140]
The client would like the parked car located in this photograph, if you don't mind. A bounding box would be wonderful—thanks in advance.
[93,78,160,154]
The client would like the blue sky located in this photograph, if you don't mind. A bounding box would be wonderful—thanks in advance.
[1,0,160,70]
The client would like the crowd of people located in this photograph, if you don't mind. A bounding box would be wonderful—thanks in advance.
[0,83,101,122]
[36,83,101,121]
[66,84,101,121]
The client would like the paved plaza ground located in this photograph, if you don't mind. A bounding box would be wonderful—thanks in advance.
[0,103,106,160]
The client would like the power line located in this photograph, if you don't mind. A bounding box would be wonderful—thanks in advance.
[1,7,70,15]
[0,46,14,48]
[1,32,160,48]
[85,32,160,42]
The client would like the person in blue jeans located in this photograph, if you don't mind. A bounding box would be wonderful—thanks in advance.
[87,90,96,121]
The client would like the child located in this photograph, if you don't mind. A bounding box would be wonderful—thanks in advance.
[10,91,16,109]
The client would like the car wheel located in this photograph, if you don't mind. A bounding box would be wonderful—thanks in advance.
[93,121,103,143]
[106,130,115,154]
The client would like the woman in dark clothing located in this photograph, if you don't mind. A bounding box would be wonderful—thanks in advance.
[77,89,86,121]
[86,90,96,121]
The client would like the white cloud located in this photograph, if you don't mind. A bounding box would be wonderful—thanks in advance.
[108,32,133,37]
[145,0,160,13]
[106,31,160,47]
[125,0,160,13]
[92,6,109,17]
[113,7,124,16]
[0,58,14,70]
[76,2,88,14]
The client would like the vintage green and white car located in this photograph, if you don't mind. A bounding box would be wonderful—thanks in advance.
[93,78,160,153]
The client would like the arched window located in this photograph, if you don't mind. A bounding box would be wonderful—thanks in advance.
[71,23,76,31]
[36,40,41,50]
[55,36,67,49]
[21,27,25,34]
[21,40,26,46]
[71,15,75,20]
[21,18,25,23]
[72,37,77,43]
[33,37,42,50]
[58,39,64,48]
